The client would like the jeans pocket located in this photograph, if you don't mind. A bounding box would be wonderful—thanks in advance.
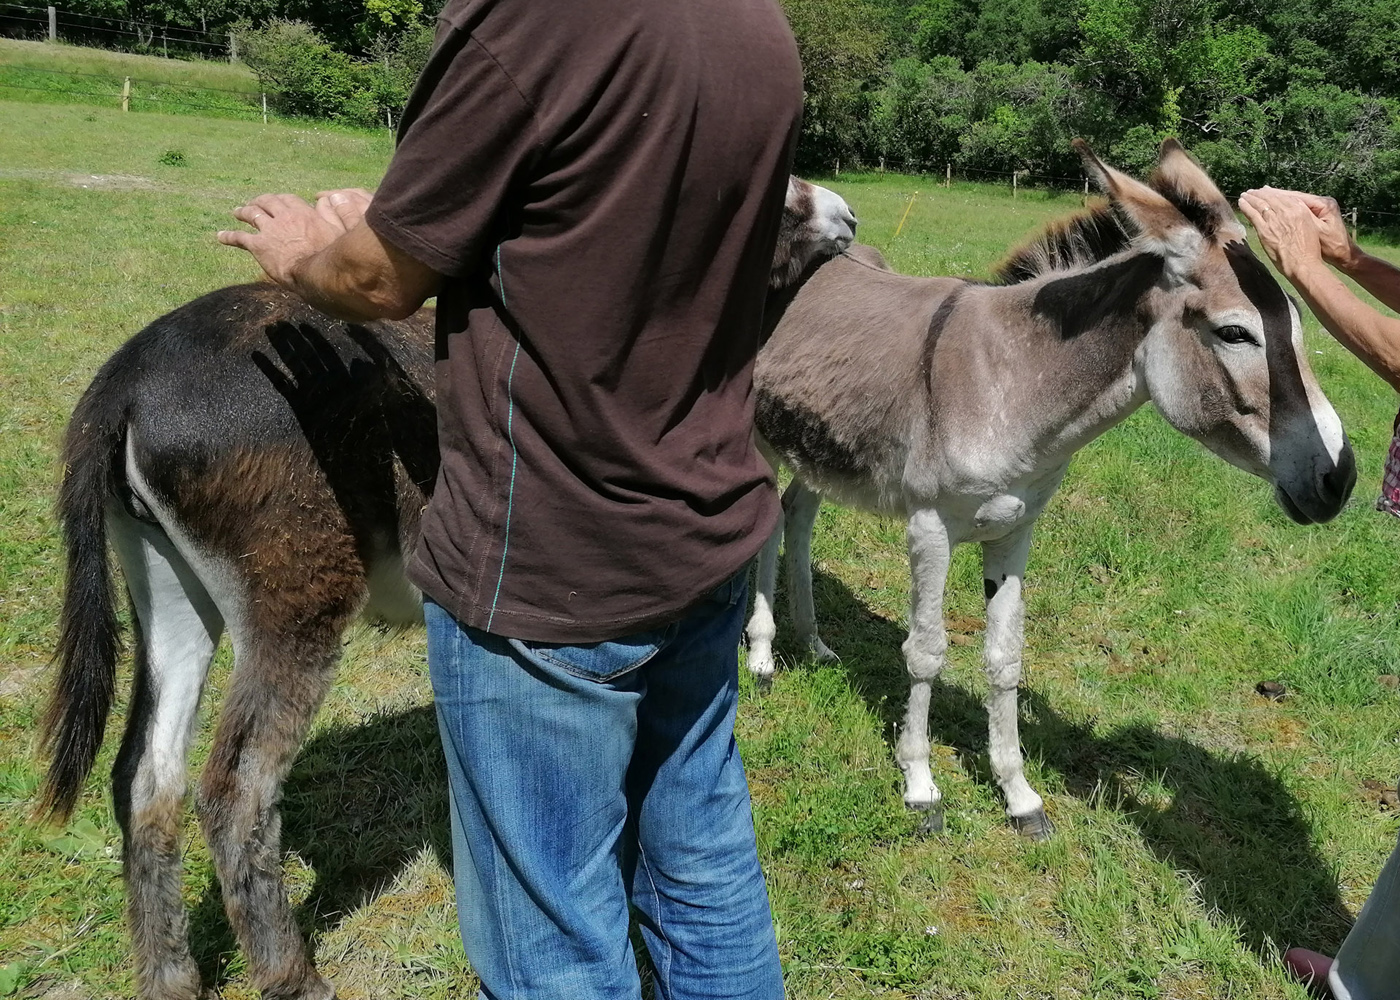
[509,628,668,683]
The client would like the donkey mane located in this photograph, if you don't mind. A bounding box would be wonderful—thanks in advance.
[993,202,1135,285]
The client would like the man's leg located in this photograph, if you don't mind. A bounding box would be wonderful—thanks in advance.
[425,599,660,1000]
[1330,832,1400,1000]
[625,570,785,1000]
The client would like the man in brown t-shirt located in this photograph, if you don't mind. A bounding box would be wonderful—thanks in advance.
[217,0,802,995]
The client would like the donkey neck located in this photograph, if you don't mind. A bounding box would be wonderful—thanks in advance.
[988,249,1164,462]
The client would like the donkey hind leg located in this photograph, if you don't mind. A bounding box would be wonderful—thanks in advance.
[198,619,353,1000]
[982,527,1052,841]
[745,513,785,688]
[108,516,224,1000]
[897,508,951,833]
[782,480,837,662]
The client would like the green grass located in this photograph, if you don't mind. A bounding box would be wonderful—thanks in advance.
[0,38,266,120]
[3,97,1400,999]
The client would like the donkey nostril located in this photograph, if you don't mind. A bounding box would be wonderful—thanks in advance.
[1321,448,1357,504]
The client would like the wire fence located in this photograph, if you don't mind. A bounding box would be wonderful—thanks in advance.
[0,2,235,59]
[850,158,1400,237]
[0,60,278,119]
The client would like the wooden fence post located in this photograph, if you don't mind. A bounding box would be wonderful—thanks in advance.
[161,30,168,57]
[1351,208,1359,239]
[121,76,130,112]
[1083,176,1089,195]
[945,163,950,188]
[229,33,238,62]
[878,157,884,175]
[386,108,393,130]
[835,158,840,177]
[262,93,267,124]
[1012,171,1018,198]
[47,5,56,41]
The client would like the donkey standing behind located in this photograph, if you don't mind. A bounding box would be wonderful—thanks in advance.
[746,140,1356,839]
[38,179,855,1000]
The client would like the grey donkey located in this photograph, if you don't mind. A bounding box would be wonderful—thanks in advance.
[745,140,1356,839]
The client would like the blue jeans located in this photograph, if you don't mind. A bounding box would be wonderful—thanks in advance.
[425,568,783,1000]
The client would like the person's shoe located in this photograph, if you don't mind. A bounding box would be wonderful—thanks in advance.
[1284,948,1335,997]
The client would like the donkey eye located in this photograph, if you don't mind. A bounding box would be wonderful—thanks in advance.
[1214,324,1258,346]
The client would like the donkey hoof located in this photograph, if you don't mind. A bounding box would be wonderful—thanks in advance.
[754,672,774,694]
[810,639,839,662]
[1009,808,1055,841]
[909,801,945,835]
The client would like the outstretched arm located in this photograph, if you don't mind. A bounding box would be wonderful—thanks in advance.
[217,188,441,323]
[1240,187,1400,392]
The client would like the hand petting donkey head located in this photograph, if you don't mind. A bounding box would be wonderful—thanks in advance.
[1077,138,1355,523]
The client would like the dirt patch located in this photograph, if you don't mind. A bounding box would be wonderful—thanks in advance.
[0,665,44,700]
[64,173,158,191]
[0,168,160,191]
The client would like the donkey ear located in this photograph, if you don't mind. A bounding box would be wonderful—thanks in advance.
[1147,138,1245,242]
[1072,138,1195,250]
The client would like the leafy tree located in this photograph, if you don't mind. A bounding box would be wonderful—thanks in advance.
[780,0,889,169]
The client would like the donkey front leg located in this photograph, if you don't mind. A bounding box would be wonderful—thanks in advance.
[782,480,837,662]
[745,513,784,688]
[981,527,1052,840]
[109,519,223,1000]
[897,508,951,833]
[198,634,345,1000]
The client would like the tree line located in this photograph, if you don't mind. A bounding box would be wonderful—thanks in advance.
[47,0,1400,214]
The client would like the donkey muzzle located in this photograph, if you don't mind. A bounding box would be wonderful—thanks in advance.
[1274,436,1356,524]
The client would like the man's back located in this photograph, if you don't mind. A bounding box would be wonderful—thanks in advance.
[367,0,803,641]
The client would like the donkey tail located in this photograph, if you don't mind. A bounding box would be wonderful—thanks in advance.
[38,366,130,821]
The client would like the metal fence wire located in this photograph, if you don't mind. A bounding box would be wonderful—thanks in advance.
[0,2,234,57]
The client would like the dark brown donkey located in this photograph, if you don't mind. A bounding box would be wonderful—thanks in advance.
[38,178,856,1000]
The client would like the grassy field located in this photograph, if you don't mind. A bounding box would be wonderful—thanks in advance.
[0,39,266,120]
[2,96,1400,1000]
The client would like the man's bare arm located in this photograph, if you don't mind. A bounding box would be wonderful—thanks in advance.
[1282,260,1400,392]
[217,189,440,322]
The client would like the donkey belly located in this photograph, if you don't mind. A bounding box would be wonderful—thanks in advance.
[363,541,423,626]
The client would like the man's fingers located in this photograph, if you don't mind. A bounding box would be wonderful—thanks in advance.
[232,204,273,228]
[248,192,309,216]
[217,229,258,249]
[315,187,373,204]
[1288,190,1335,208]
[315,188,372,228]
[314,197,347,231]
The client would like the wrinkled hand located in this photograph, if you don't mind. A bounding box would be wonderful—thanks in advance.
[1238,187,1331,282]
[217,193,354,287]
[1282,189,1357,269]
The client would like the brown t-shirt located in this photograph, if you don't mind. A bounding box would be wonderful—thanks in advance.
[366,0,803,642]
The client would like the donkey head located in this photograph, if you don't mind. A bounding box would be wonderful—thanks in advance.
[771,178,857,289]
[1076,139,1355,523]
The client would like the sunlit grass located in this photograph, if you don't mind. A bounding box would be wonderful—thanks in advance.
[2,99,1399,999]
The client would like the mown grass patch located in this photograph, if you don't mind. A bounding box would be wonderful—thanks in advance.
[2,99,1399,998]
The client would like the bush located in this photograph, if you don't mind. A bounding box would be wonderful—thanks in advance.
[235,18,433,127]
[237,19,362,119]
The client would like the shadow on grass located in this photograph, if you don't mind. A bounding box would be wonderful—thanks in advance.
[188,705,451,984]
[795,567,1355,956]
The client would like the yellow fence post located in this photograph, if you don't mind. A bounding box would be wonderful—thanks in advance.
[893,191,919,240]
[121,77,130,112]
